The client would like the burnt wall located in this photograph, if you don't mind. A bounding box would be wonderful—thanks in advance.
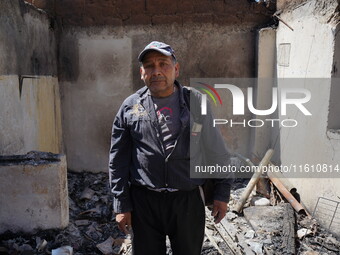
[0,0,62,155]
[24,0,274,172]
[59,24,272,172]
[24,0,274,27]
[0,0,57,76]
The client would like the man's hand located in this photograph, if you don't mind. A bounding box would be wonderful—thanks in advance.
[116,212,132,234]
[211,200,228,224]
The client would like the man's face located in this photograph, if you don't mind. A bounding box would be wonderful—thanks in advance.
[140,51,179,98]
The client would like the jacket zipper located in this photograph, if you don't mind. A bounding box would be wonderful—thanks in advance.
[141,97,166,156]
[164,108,187,188]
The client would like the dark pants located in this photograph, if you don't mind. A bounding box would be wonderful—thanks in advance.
[130,186,205,255]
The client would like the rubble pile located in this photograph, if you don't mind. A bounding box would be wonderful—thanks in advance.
[0,172,128,255]
[296,214,340,255]
[1,172,340,255]
[202,186,280,255]
[202,183,340,255]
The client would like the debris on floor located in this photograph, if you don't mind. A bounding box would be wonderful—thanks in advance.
[0,171,340,254]
[202,179,340,255]
[52,246,73,255]
[0,172,129,255]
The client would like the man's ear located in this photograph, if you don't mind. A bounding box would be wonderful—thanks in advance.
[175,62,180,78]
[140,67,144,80]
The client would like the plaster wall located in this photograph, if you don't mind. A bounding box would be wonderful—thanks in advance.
[0,0,62,155]
[0,76,62,155]
[0,152,69,233]
[275,0,340,223]
[251,28,278,161]
[59,24,260,172]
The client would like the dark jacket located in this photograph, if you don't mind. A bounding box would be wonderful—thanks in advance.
[109,81,233,213]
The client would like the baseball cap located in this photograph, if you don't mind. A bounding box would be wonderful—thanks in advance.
[138,41,177,62]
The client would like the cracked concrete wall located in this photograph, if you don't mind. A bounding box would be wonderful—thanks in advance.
[59,22,267,172]
[275,0,340,226]
[0,0,62,155]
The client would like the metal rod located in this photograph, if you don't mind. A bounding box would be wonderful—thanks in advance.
[274,14,294,31]
[329,203,339,229]
[267,169,309,216]
[313,197,321,217]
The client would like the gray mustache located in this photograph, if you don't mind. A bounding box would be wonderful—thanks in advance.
[151,78,166,82]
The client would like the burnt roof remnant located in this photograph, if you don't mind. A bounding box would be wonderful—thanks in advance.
[23,0,276,27]
[0,151,61,166]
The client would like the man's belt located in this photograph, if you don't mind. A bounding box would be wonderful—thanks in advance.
[146,187,179,193]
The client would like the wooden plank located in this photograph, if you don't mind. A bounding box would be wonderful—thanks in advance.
[204,226,224,254]
[220,218,238,242]
[215,221,243,255]
[281,203,296,254]
[205,208,242,254]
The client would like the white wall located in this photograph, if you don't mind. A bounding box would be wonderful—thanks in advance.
[275,0,340,234]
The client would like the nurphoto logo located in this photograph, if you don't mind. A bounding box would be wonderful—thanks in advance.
[195,82,312,128]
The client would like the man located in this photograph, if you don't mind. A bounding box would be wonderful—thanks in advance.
[109,41,233,255]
